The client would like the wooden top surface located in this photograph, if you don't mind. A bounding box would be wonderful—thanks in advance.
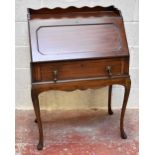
[27,6,129,62]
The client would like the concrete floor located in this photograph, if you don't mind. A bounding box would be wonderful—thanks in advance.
[16,109,139,155]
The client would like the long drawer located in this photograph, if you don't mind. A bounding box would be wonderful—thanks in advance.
[31,58,129,82]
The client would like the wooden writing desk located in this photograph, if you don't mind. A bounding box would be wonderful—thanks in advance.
[27,6,131,150]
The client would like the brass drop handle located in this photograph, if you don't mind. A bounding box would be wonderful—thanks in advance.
[106,66,112,77]
[53,70,58,83]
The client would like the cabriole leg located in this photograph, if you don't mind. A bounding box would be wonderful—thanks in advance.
[120,79,131,139]
[108,85,113,115]
[31,89,43,150]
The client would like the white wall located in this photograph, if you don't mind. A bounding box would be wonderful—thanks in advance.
[15,0,139,110]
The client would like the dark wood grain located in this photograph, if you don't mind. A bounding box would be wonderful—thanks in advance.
[28,6,121,18]
[28,6,131,150]
[28,6,128,62]
[31,57,129,82]
[36,24,121,55]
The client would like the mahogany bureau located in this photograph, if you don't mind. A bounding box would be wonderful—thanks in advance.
[27,6,131,150]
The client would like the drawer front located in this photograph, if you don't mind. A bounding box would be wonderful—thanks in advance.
[32,58,129,82]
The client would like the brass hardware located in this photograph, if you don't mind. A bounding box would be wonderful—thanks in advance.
[106,66,112,77]
[53,70,58,83]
